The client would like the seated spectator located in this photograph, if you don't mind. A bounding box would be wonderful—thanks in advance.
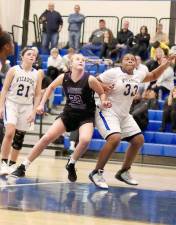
[130,25,150,60]
[47,47,66,81]
[142,89,159,110]
[62,47,75,71]
[109,20,133,61]
[99,30,117,59]
[159,87,176,132]
[146,47,165,90]
[31,46,42,70]
[81,19,113,57]
[150,23,169,59]
[130,93,148,131]
[152,56,174,99]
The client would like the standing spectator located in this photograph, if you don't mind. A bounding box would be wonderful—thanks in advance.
[81,19,113,57]
[68,5,85,52]
[111,20,133,61]
[130,25,150,60]
[159,87,176,132]
[39,2,63,54]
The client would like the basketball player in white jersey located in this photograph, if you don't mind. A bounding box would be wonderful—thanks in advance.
[0,48,41,175]
[89,53,176,189]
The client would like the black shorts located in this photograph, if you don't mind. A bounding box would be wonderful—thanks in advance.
[57,111,95,132]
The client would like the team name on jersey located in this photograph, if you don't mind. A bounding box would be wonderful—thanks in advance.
[122,78,138,84]
[16,76,34,86]
[67,87,82,94]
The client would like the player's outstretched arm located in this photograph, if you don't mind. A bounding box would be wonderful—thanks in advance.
[143,54,176,83]
[37,74,64,114]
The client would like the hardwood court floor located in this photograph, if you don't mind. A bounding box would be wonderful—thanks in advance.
[0,156,176,225]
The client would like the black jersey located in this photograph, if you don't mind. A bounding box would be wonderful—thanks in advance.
[62,71,96,114]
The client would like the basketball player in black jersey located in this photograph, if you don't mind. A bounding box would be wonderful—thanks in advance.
[11,54,111,181]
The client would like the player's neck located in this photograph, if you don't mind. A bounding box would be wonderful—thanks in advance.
[121,66,133,75]
[21,62,32,72]
[71,68,84,82]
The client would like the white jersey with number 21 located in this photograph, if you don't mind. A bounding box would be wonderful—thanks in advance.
[6,65,38,105]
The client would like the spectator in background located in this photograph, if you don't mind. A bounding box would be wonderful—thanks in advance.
[159,87,176,132]
[152,56,174,99]
[99,30,117,59]
[62,48,75,72]
[130,25,150,61]
[150,23,169,59]
[46,47,65,113]
[39,2,63,54]
[146,47,165,90]
[68,5,85,52]
[111,20,133,61]
[47,47,66,80]
[31,47,42,70]
[81,19,113,56]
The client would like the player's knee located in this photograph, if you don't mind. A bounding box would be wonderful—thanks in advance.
[78,137,90,148]
[5,130,15,140]
[42,134,52,145]
[12,130,26,150]
[131,134,144,148]
[107,133,120,148]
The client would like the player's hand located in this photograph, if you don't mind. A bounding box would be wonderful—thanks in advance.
[103,83,114,93]
[101,100,112,108]
[36,104,45,115]
[27,112,36,123]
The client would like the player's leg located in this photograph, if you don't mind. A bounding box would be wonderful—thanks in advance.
[66,122,94,182]
[0,124,16,175]
[89,109,121,189]
[115,115,144,185]
[8,130,26,173]
[10,118,66,177]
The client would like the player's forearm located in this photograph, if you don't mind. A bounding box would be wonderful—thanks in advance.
[40,86,54,107]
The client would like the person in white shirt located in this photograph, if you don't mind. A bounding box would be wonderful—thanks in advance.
[89,53,176,189]
[153,56,174,98]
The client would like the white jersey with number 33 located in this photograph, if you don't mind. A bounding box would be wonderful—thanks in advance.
[99,67,147,117]
[6,65,38,105]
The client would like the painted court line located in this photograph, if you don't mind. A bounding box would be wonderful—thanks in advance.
[0,180,66,188]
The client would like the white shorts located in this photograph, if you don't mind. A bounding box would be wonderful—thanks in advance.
[95,107,141,140]
[4,100,33,131]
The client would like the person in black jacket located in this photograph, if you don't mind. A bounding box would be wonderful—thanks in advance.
[110,20,133,61]
[130,25,150,61]
[39,2,63,54]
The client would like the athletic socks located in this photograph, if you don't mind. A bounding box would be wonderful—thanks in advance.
[22,158,31,170]
[68,157,76,165]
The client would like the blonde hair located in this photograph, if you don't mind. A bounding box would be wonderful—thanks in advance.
[50,47,58,55]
